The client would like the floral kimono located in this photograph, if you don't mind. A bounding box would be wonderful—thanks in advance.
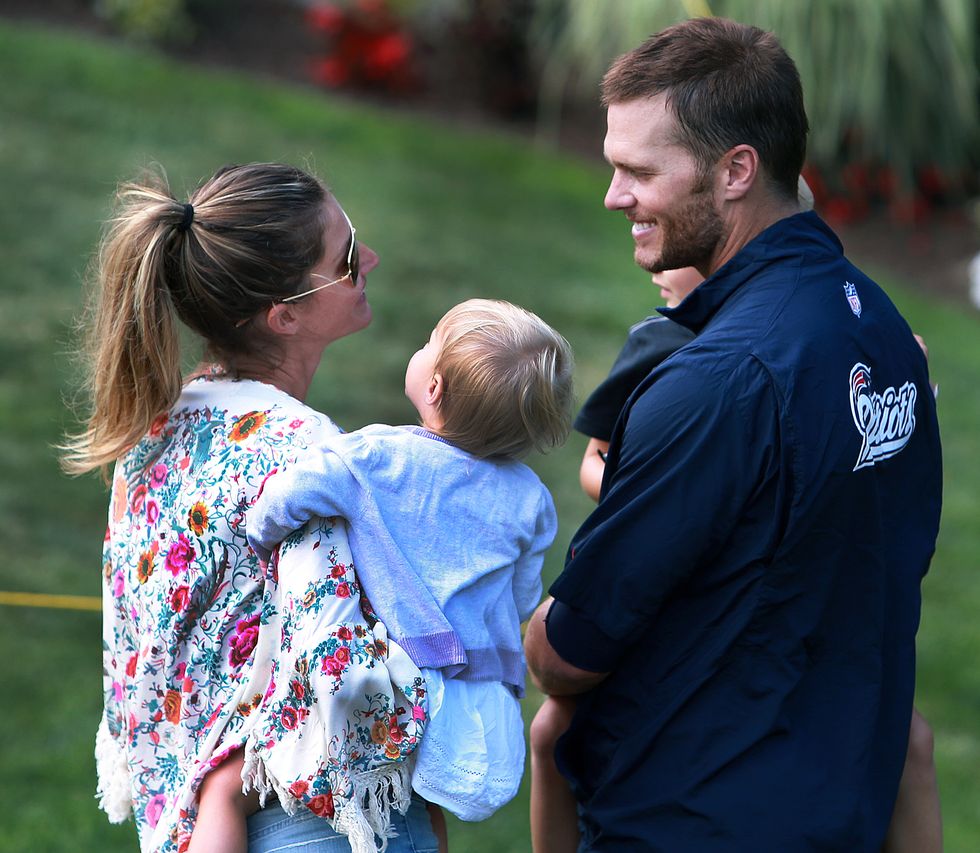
[96,374,425,853]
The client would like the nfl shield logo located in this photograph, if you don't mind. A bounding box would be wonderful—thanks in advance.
[844,282,862,317]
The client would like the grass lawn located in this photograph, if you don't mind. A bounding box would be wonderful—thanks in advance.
[1,19,978,852]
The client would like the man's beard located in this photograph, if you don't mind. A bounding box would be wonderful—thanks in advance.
[641,183,724,274]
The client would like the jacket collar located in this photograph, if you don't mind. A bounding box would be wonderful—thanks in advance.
[659,211,842,333]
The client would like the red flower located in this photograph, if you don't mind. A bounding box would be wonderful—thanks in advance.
[331,564,346,578]
[170,585,191,613]
[126,653,138,678]
[130,484,148,514]
[334,646,350,665]
[363,32,410,80]
[335,582,351,598]
[307,791,335,818]
[822,197,859,226]
[291,679,306,700]
[337,626,352,641]
[311,57,349,87]
[306,4,344,33]
[149,413,169,436]
[289,779,310,798]
[281,705,299,730]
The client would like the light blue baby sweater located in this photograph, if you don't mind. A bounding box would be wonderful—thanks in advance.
[247,425,557,696]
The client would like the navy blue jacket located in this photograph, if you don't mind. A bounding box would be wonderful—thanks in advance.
[548,212,942,851]
[574,316,695,442]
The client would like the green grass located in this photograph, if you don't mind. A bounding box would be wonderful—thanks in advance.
[1,18,978,852]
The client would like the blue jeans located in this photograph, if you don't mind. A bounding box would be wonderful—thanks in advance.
[247,795,439,852]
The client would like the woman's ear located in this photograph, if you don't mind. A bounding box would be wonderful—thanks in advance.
[425,373,444,408]
[264,302,302,336]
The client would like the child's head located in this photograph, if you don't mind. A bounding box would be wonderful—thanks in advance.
[405,299,574,460]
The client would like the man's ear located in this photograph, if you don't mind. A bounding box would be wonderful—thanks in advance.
[425,373,444,407]
[264,302,302,336]
[721,144,759,200]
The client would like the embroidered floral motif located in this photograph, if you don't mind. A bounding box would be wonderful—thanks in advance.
[229,410,267,442]
[100,376,404,852]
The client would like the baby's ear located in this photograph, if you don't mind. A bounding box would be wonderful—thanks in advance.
[425,373,444,407]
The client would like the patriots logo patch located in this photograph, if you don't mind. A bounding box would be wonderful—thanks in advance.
[849,362,917,471]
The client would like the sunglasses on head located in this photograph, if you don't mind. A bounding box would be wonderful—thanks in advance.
[281,208,359,303]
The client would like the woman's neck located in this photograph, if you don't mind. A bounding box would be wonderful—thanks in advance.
[199,359,314,402]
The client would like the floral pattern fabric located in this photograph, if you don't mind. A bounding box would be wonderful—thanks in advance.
[97,375,426,853]
[243,523,426,850]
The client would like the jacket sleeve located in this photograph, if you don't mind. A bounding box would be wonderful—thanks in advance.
[247,443,357,562]
[513,486,557,623]
[95,505,134,823]
[550,356,781,669]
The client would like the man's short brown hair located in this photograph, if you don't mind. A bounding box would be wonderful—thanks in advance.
[601,17,808,199]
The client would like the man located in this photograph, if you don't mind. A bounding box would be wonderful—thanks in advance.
[524,17,942,851]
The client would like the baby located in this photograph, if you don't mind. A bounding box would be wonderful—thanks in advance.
[190,299,574,853]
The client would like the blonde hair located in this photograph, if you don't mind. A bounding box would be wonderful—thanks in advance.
[433,299,574,460]
[62,163,331,478]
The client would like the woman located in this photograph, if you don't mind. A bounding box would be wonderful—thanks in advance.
[63,163,440,852]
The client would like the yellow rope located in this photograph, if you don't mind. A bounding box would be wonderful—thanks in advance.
[681,0,714,17]
[0,590,101,612]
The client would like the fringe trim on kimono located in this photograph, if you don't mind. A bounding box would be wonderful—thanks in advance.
[94,717,133,823]
[242,748,415,853]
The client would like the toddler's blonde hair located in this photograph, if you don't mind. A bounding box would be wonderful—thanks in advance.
[433,299,574,459]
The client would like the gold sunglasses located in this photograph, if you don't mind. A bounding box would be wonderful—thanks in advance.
[281,209,359,303]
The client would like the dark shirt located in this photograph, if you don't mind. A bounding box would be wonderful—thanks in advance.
[574,317,696,442]
[547,212,943,851]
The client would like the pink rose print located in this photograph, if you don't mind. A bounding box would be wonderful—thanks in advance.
[165,534,196,577]
[412,705,426,722]
[229,614,261,668]
[146,500,160,526]
[149,463,168,489]
[145,793,167,828]
[112,570,125,599]
[322,655,345,676]
[289,418,304,429]
[334,646,350,665]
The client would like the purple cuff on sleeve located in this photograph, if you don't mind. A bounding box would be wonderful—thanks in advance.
[545,599,620,673]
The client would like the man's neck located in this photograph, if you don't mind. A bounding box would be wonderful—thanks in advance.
[705,196,801,277]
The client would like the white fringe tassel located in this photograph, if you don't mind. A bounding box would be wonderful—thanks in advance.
[242,748,413,853]
[94,718,133,824]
